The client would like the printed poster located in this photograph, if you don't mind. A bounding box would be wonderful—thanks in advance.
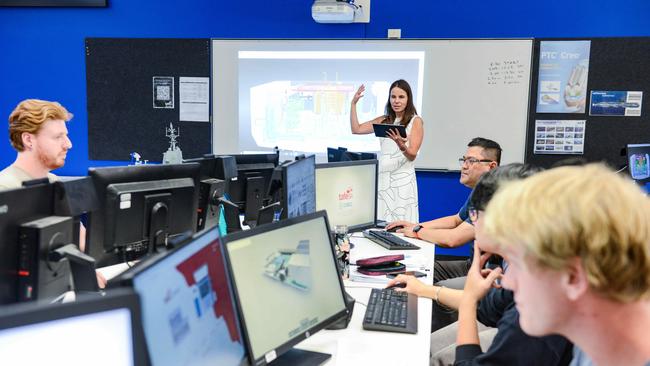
[533,120,586,155]
[590,91,643,117]
[153,76,174,109]
[179,77,210,122]
[537,41,591,114]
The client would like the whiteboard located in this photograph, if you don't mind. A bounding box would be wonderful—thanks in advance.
[211,39,533,170]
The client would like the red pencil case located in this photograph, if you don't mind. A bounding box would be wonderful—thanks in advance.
[356,254,405,276]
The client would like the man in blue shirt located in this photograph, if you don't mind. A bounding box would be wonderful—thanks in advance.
[387,137,502,284]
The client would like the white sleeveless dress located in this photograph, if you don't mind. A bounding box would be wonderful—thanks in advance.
[377,116,419,223]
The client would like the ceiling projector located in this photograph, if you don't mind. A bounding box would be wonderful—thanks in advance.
[312,0,360,23]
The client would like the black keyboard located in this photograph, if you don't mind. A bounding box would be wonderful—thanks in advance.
[363,230,420,250]
[362,288,418,334]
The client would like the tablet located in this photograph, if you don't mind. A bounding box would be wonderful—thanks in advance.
[373,123,407,138]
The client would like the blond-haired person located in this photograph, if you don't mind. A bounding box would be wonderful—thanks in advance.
[484,164,650,366]
[0,99,106,288]
[0,99,72,189]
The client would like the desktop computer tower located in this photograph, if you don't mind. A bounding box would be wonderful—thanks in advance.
[17,216,73,302]
[196,178,226,232]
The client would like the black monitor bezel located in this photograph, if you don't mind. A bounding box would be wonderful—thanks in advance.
[0,288,147,365]
[111,226,247,365]
[87,163,201,266]
[281,155,316,219]
[221,210,348,365]
[233,152,279,167]
[315,159,378,231]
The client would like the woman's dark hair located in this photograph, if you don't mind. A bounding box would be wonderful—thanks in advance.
[383,79,417,127]
[469,163,544,211]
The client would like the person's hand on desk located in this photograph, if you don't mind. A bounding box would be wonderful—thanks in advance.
[386,274,426,297]
[400,226,419,238]
[386,220,415,231]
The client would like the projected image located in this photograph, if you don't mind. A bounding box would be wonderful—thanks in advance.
[238,51,423,153]
[264,240,312,291]
[249,80,388,152]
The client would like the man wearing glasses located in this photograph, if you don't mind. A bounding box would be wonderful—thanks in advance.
[386,137,501,286]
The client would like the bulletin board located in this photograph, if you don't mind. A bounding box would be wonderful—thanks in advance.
[525,37,650,169]
[85,38,212,161]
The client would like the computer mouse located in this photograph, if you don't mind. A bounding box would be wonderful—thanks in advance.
[386,282,407,289]
[386,225,404,233]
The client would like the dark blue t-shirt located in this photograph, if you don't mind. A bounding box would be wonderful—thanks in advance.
[458,195,471,223]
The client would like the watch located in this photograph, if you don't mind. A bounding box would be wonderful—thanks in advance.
[412,224,423,239]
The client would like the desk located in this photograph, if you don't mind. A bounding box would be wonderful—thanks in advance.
[96,232,436,366]
[296,233,435,366]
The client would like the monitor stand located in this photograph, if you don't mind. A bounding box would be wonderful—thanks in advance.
[269,348,331,366]
[243,176,265,226]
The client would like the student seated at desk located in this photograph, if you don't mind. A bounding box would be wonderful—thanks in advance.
[0,99,105,288]
[387,137,501,287]
[483,164,650,366]
[389,164,573,366]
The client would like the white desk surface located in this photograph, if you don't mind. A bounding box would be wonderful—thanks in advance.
[296,233,435,366]
[97,232,436,366]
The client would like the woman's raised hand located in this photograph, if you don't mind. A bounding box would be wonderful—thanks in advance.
[351,84,365,105]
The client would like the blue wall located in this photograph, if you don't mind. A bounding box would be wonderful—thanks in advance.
[1,0,649,255]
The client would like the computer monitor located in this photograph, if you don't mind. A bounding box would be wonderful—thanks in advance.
[221,211,348,365]
[183,155,237,232]
[0,183,96,304]
[627,143,650,185]
[327,147,377,162]
[315,160,378,231]
[183,154,237,181]
[0,288,146,365]
[227,152,279,223]
[283,155,316,219]
[113,227,246,366]
[327,147,350,163]
[87,163,200,267]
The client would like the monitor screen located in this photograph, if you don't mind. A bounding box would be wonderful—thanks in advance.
[284,155,316,219]
[627,143,650,184]
[223,211,347,364]
[87,163,200,266]
[128,227,245,366]
[0,289,145,365]
[315,160,378,231]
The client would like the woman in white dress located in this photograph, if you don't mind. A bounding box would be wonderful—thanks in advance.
[349,80,424,223]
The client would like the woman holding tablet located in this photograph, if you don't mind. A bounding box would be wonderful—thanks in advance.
[350,79,424,223]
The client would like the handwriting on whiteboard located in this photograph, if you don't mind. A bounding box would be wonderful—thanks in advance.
[487,60,525,86]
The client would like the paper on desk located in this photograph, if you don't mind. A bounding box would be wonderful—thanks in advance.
[336,339,411,366]
[399,253,428,268]
[349,266,391,284]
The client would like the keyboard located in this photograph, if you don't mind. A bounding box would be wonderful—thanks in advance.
[363,230,420,250]
[362,288,418,334]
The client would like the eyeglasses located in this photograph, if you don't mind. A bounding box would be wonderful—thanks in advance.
[468,206,479,224]
[458,157,494,167]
